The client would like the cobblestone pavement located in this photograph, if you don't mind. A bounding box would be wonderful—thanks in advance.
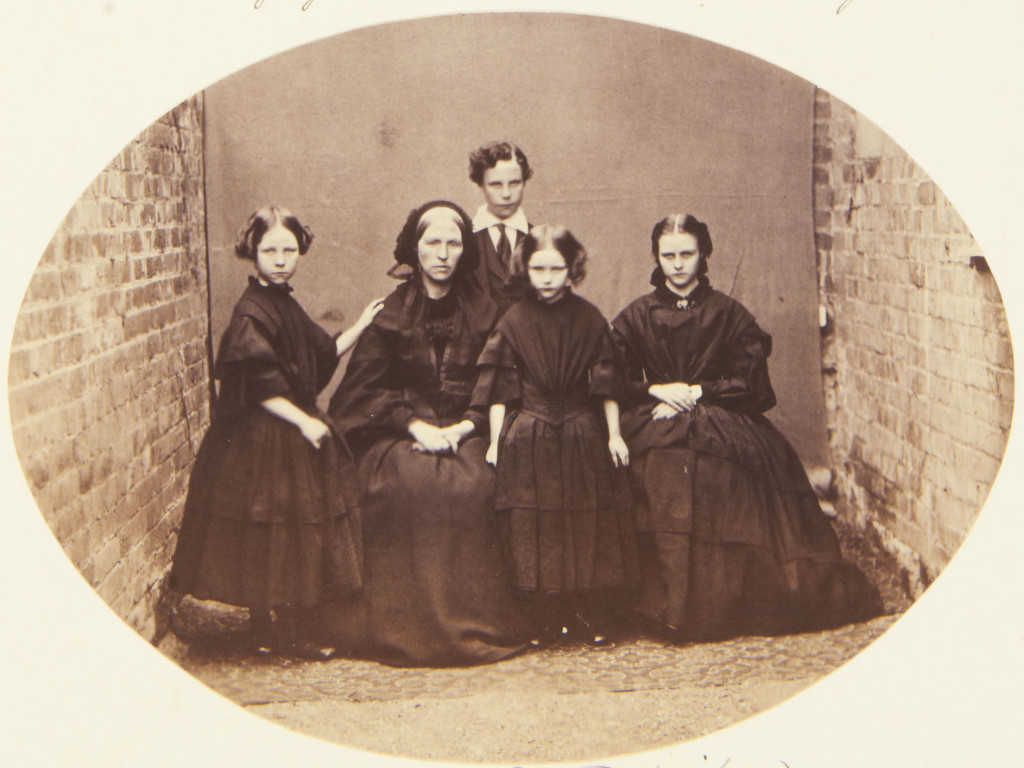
[163,613,899,763]
[161,522,909,763]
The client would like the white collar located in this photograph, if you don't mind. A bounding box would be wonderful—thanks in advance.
[472,203,529,235]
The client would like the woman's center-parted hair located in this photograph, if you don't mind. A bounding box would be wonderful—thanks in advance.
[392,200,480,277]
[522,224,588,285]
[235,205,314,261]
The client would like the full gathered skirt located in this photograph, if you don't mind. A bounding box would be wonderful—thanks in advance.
[169,410,363,610]
[317,436,529,666]
[496,409,638,594]
[624,402,881,640]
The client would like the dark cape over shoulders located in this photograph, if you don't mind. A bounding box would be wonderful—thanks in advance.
[612,280,776,414]
[212,279,342,427]
[328,278,497,453]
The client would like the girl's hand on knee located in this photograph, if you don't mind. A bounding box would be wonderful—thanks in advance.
[485,442,499,467]
[608,436,629,468]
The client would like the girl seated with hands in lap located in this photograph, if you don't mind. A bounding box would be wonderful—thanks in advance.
[612,213,881,642]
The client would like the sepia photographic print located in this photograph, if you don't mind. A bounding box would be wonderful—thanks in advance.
[2,2,1022,766]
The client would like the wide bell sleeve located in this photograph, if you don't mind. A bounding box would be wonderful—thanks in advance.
[588,325,626,402]
[693,317,777,413]
[327,322,418,443]
[214,315,293,415]
[610,310,653,406]
[470,328,521,413]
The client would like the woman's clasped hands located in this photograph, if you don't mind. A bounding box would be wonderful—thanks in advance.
[649,382,703,420]
[409,418,475,455]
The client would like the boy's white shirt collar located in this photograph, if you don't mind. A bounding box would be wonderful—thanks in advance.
[472,204,529,236]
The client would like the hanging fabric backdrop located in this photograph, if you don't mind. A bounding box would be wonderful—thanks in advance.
[202,13,826,464]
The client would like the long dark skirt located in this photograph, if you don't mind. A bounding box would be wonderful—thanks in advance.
[169,410,363,610]
[495,409,638,594]
[625,405,882,640]
[317,436,530,666]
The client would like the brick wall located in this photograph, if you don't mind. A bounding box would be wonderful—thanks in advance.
[813,90,1013,594]
[8,96,210,640]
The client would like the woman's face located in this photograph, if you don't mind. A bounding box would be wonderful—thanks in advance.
[657,232,702,295]
[527,247,570,303]
[255,224,300,286]
[417,208,464,287]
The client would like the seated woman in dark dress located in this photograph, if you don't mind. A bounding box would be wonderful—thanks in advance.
[320,200,529,666]
[611,213,882,641]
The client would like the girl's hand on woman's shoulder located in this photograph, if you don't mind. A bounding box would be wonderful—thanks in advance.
[608,435,630,468]
[357,298,386,329]
[334,298,387,357]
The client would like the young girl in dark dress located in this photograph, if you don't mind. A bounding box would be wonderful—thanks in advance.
[611,213,882,641]
[169,206,383,656]
[473,224,638,647]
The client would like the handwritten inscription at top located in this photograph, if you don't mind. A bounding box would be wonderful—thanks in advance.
[254,0,317,10]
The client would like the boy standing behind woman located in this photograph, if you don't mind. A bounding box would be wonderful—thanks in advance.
[468,141,533,315]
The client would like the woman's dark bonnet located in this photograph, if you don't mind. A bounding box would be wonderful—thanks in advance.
[235,206,314,261]
[649,213,712,286]
[392,200,480,278]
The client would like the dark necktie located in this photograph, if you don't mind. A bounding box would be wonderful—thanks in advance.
[495,223,512,270]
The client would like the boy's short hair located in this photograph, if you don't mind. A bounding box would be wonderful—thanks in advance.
[468,141,533,186]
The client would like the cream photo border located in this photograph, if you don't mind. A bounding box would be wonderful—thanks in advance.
[1,1,1021,766]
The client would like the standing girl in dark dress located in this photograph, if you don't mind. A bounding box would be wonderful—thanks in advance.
[611,213,881,641]
[473,225,638,647]
[321,200,529,666]
[169,206,382,657]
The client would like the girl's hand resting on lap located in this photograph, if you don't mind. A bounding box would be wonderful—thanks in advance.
[651,402,683,421]
[485,442,499,467]
[649,382,698,412]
